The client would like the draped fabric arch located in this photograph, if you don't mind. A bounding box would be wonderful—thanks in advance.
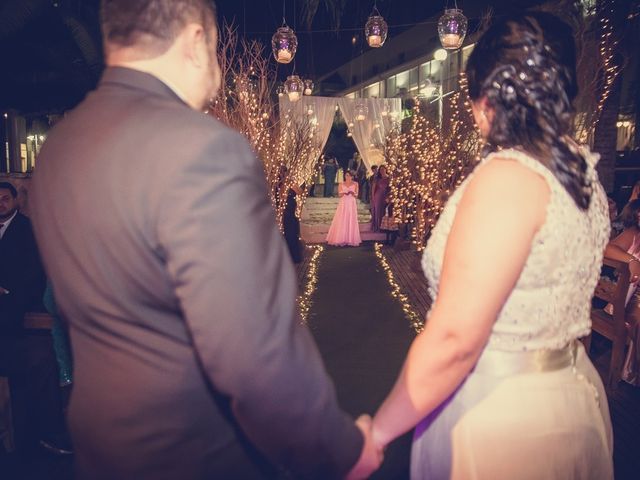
[279,96,402,174]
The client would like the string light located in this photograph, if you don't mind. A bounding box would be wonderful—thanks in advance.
[374,243,424,333]
[385,81,479,250]
[297,245,324,324]
[593,3,621,129]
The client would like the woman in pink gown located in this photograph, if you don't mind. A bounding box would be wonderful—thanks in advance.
[326,171,361,246]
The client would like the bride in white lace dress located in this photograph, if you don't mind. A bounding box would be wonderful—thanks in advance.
[371,12,613,479]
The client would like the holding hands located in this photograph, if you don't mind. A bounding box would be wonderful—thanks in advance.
[346,414,384,479]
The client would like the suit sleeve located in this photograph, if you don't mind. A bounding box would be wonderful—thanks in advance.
[156,128,363,478]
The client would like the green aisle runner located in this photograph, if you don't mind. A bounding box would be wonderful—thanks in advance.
[307,244,416,479]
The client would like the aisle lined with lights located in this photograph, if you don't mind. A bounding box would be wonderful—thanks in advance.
[305,244,416,479]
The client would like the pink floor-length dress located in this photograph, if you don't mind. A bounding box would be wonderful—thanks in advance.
[326,183,361,246]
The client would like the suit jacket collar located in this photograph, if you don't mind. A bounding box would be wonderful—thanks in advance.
[0,211,26,245]
[0,209,17,239]
[99,66,189,107]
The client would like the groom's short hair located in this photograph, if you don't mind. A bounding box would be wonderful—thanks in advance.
[100,0,217,57]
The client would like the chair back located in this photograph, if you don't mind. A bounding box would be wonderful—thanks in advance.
[590,257,632,386]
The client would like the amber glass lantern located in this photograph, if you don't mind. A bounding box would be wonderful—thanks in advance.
[284,75,303,102]
[438,8,467,50]
[272,25,298,63]
[355,102,368,122]
[365,8,388,48]
[304,79,314,96]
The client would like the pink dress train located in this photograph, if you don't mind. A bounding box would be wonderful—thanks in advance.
[326,183,361,246]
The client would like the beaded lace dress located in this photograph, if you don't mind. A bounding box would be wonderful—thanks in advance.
[421,147,610,351]
[411,147,614,480]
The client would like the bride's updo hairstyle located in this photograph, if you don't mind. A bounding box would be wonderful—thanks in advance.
[465,12,592,210]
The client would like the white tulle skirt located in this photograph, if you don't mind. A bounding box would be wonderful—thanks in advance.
[411,342,613,480]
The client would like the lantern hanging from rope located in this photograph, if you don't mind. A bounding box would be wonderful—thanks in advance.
[365,4,388,48]
[304,79,314,96]
[355,102,368,122]
[284,75,304,102]
[438,7,467,50]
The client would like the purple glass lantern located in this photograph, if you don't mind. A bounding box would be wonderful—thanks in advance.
[272,25,298,64]
[438,8,468,50]
[365,9,388,48]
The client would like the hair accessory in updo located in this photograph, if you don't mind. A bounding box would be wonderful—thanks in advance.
[465,12,591,210]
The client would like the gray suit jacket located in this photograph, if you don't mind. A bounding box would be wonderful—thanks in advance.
[31,67,362,479]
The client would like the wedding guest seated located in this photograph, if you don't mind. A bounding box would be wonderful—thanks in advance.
[604,199,640,385]
[0,181,70,454]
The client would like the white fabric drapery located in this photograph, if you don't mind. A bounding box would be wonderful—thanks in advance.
[337,98,402,173]
[279,96,402,175]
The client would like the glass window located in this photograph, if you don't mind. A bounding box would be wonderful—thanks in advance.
[409,67,419,90]
[386,76,397,97]
[420,61,431,82]
[430,60,441,76]
[395,70,409,89]
[366,82,380,98]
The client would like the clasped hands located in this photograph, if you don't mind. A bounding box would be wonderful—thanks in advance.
[345,414,384,479]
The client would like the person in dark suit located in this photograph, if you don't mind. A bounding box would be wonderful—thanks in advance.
[0,181,68,453]
[0,182,46,329]
[31,1,380,479]
[323,157,338,197]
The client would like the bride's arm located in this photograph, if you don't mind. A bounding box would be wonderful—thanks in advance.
[372,159,549,448]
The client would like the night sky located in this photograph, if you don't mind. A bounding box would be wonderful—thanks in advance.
[0,0,540,114]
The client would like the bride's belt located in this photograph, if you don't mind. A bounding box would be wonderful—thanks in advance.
[473,341,577,376]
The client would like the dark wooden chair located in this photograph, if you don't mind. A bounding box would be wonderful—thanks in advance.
[586,257,632,387]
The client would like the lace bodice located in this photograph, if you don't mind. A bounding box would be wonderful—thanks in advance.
[422,148,610,351]
[340,183,357,193]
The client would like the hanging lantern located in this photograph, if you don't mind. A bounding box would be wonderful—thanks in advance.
[304,79,314,96]
[348,121,354,129]
[306,103,314,116]
[381,100,389,117]
[355,102,368,122]
[438,8,467,50]
[365,8,388,48]
[272,25,298,63]
[284,75,303,102]
[276,85,285,98]
[347,130,353,138]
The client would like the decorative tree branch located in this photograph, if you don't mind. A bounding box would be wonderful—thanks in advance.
[208,23,321,229]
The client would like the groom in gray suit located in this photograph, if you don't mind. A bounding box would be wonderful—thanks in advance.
[31,1,381,478]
